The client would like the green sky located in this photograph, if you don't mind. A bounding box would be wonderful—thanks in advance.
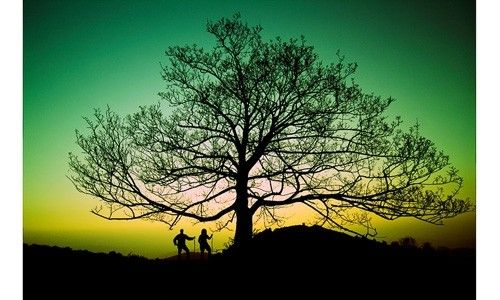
[24,0,475,258]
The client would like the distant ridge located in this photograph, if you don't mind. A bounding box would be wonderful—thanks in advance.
[25,225,474,259]
[24,226,475,299]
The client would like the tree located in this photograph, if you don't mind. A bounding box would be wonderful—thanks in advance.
[399,237,418,248]
[68,14,470,247]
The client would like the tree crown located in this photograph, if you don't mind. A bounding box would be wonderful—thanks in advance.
[69,14,470,239]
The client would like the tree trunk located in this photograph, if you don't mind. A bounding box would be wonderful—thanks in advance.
[233,176,252,247]
[234,206,252,247]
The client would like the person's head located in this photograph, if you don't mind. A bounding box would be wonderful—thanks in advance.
[201,228,207,235]
[180,229,184,234]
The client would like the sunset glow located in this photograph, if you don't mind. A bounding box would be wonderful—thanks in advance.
[24,0,475,258]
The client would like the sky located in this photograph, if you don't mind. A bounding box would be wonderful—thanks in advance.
[23,0,475,259]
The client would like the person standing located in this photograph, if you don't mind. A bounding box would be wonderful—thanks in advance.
[173,229,194,257]
[198,228,213,257]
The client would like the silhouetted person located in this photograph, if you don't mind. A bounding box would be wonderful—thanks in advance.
[198,228,213,257]
[173,229,194,257]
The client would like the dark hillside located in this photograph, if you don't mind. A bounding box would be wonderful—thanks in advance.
[24,226,475,299]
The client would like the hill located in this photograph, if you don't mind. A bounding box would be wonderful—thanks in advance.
[24,225,475,299]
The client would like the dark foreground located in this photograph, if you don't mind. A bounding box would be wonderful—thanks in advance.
[24,225,475,299]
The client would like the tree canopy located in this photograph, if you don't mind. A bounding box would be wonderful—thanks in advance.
[69,14,470,246]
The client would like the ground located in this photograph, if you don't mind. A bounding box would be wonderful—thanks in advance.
[24,225,475,299]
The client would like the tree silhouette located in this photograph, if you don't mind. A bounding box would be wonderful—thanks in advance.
[399,236,418,248]
[68,14,470,247]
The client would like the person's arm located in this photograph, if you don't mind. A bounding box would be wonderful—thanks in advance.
[208,234,213,240]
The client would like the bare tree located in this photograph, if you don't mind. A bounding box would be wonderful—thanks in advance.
[68,14,470,247]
